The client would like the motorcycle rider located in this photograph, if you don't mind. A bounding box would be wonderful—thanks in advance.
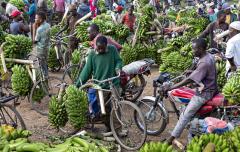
[165,38,218,144]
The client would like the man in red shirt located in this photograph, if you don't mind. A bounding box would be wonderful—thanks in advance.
[87,23,122,52]
[122,5,136,32]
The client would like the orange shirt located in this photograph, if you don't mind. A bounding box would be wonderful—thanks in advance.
[122,13,136,32]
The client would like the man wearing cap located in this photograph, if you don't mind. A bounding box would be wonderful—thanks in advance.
[115,5,123,24]
[10,10,30,35]
[199,10,228,49]
[225,21,240,75]
[222,3,237,25]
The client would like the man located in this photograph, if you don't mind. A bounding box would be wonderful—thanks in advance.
[10,10,30,35]
[76,35,122,131]
[77,0,90,18]
[225,21,240,76]
[53,0,65,23]
[199,10,228,48]
[122,5,136,32]
[166,38,218,144]
[37,0,48,12]
[26,0,36,23]
[115,5,123,24]
[1,2,18,17]
[58,4,80,57]
[88,24,122,51]
[33,11,50,78]
[222,3,237,25]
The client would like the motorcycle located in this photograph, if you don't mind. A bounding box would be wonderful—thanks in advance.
[134,56,240,136]
[121,58,155,101]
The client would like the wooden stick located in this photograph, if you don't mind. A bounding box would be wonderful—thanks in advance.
[26,65,34,82]
[132,22,140,47]
[0,42,8,73]
[4,58,34,65]
[74,12,92,27]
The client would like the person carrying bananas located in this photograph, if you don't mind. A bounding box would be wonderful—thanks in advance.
[164,38,218,144]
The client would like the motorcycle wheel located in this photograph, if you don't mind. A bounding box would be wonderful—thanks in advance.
[123,75,146,102]
[134,98,168,135]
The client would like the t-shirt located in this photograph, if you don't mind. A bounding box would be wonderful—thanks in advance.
[77,45,123,89]
[122,13,136,32]
[226,15,231,25]
[54,0,65,12]
[189,53,218,100]
[35,21,50,57]
[199,22,228,48]
[6,3,18,16]
[225,33,240,72]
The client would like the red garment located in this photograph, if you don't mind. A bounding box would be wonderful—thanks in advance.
[122,13,136,31]
[91,33,122,51]
[89,0,97,17]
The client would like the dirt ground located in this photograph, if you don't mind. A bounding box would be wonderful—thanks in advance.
[15,67,188,151]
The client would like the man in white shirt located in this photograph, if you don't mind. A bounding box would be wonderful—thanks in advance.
[225,21,240,76]
[1,2,18,17]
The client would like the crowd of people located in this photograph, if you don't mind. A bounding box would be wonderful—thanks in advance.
[1,0,240,146]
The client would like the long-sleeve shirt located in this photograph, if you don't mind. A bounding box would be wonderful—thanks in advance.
[76,45,123,89]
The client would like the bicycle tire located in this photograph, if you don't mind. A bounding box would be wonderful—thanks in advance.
[123,74,146,102]
[110,100,147,151]
[62,64,82,84]
[134,98,168,135]
[30,76,63,116]
[0,103,26,130]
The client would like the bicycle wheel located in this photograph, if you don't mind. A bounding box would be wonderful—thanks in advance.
[110,100,147,151]
[62,64,82,84]
[0,103,26,130]
[123,75,146,102]
[30,76,63,116]
[134,98,168,135]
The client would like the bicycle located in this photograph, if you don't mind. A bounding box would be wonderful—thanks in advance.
[56,74,147,151]
[0,94,26,130]
[49,32,78,72]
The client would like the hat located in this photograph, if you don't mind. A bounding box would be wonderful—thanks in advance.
[222,3,231,10]
[11,10,22,18]
[230,21,240,31]
[116,5,123,12]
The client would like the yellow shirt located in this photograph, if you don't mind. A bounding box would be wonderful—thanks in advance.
[226,15,231,24]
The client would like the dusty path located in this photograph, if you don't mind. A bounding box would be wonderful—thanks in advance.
[15,67,188,151]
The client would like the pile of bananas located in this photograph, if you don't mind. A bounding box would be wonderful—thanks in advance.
[216,61,226,91]
[0,125,31,141]
[48,96,68,128]
[50,25,61,38]
[47,48,61,71]
[11,65,32,96]
[187,133,231,152]
[63,85,88,129]
[9,0,25,11]
[224,127,240,151]
[222,71,240,104]
[76,21,92,42]
[3,34,32,61]
[139,142,176,152]
[0,26,6,44]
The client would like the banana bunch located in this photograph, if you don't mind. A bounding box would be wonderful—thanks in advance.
[9,0,25,11]
[0,125,31,141]
[187,133,231,152]
[115,24,130,40]
[139,142,176,152]
[222,71,240,104]
[0,26,6,44]
[98,0,107,13]
[224,127,240,151]
[63,85,88,129]
[216,61,226,91]
[48,48,61,71]
[50,25,61,38]
[11,65,32,96]
[71,49,81,64]
[76,21,91,42]
[31,87,45,103]
[121,43,145,64]
[48,96,68,128]
[3,34,32,62]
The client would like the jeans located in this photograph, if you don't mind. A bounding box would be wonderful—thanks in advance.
[171,95,207,138]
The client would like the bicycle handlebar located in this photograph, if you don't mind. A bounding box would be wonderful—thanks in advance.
[89,73,121,84]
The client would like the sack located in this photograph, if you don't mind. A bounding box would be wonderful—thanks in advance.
[87,89,100,115]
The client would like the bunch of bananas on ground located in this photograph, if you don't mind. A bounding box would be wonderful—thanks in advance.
[222,71,240,104]
[63,85,88,129]
[187,133,231,152]
[76,21,91,42]
[139,142,176,152]
[3,34,32,61]
[48,96,68,129]
[0,125,31,141]
[9,0,25,11]
[11,65,32,96]
[47,48,61,71]
[224,127,240,151]
[216,61,226,91]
